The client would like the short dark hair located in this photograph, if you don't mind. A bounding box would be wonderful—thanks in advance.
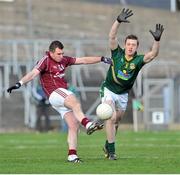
[49,40,64,52]
[125,35,139,46]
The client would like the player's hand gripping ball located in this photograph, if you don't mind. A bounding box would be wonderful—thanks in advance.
[96,103,113,120]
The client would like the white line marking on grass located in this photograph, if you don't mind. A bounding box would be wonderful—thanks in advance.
[132,138,180,141]
[119,155,160,159]
[15,145,61,149]
[0,143,179,150]
[6,139,59,144]
[79,143,180,148]
[120,143,180,148]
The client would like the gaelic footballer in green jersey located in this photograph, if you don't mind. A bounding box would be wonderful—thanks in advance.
[101,8,164,160]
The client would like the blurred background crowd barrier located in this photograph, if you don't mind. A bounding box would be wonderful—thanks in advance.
[0,0,180,132]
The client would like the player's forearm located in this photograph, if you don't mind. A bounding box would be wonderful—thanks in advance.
[109,21,120,49]
[20,72,35,85]
[20,69,39,85]
[144,41,160,63]
[80,56,101,64]
[109,21,120,40]
[7,68,40,93]
[151,41,160,58]
[75,56,112,65]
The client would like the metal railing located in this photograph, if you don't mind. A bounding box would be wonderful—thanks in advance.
[0,39,109,127]
[1,39,180,130]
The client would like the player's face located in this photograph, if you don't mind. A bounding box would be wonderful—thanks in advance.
[50,48,64,62]
[124,39,138,57]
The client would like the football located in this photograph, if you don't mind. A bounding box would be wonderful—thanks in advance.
[96,103,113,120]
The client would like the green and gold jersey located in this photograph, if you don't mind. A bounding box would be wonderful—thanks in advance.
[102,45,145,95]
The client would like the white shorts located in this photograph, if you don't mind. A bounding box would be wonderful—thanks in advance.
[101,87,128,111]
[49,88,73,118]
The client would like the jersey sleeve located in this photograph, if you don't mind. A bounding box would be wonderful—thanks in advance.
[35,55,48,72]
[64,56,76,66]
[137,55,145,69]
[111,45,124,62]
[111,45,123,55]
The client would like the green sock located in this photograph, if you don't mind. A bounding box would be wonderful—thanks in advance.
[105,140,109,150]
[108,142,115,154]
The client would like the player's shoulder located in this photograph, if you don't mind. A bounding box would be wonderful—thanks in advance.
[62,55,76,65]
[134,53,145,67]
[136,53,145,60]
[39,52,49,62]
[111,46,124,57]
[36,53,49,67]
[112,45,123,52]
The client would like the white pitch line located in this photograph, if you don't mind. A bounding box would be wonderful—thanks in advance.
[5,139,59,144]
[119,143,180,148]
[119,155,160,159]
[0,143,179,150]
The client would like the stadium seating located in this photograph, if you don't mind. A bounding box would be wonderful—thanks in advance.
[0,0,180,131]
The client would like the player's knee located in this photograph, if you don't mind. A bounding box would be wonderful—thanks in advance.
[65,95,80,109]
[72,102,81,111]
[109,116,116,124]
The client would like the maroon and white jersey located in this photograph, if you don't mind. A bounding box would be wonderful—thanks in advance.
[35,51,76,97]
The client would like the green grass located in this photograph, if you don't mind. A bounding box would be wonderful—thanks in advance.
[0,130,180,174]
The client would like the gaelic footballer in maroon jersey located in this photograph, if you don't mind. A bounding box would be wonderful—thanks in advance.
[35,51,76,97]
[7,40,112,163]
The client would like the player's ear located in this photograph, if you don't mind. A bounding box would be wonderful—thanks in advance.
[136,44,139,49]
[49,51,53,57]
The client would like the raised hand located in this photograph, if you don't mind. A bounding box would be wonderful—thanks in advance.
[101,56,112,65]
[7,82,21,93]
[117,8,133,23]
[149,24,164,41]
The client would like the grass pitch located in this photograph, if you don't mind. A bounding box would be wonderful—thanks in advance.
[0,130,180,174]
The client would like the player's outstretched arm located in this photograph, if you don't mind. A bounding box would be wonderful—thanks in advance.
[7,68,40,93]
[109,8,133,50]
[144,24,164,63]
[75,56,112,65]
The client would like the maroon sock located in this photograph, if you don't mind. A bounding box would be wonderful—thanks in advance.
[68,149,77,155]
[81,117,90,128]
